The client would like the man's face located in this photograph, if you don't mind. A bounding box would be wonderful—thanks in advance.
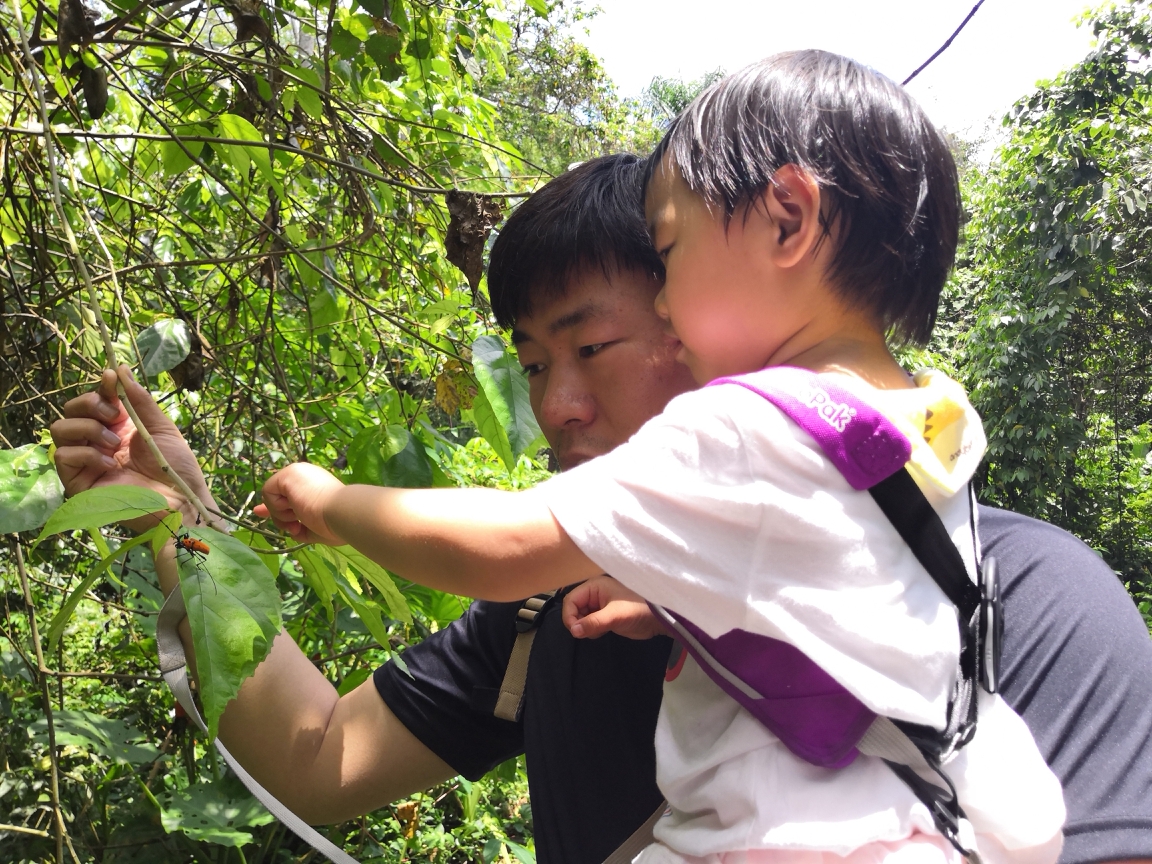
[512,268,698,470]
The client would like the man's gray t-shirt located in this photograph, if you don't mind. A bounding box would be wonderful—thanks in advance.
[983,507,1152,863]
[376,506,1152,863]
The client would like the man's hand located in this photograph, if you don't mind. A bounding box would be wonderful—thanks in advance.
[563,575,665,640]
[255,462,346,545]
[50,365,215,531]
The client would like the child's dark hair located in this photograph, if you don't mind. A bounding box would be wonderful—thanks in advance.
[647,50,961,345]
[488,155,664,330]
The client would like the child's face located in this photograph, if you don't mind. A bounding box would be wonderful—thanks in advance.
[645,163,810,384]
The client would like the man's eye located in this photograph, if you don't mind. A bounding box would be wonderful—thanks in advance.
[579,343,608,358]
[521,363,545,377]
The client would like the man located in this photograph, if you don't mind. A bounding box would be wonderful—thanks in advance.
[52,155,1152,864]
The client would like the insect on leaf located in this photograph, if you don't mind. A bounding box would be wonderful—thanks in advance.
[176,527,282,739]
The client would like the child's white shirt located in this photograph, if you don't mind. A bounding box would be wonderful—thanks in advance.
[538,369,1065,864]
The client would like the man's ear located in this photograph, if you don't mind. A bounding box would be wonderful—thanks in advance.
[757,164,824,269]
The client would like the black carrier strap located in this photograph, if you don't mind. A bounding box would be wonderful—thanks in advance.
[867,468,1001,862]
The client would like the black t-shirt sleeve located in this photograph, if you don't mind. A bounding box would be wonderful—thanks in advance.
[981,506,1152,864]
[373,600,525,781]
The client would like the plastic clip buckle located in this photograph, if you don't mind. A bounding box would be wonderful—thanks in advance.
[978,556,1003,694]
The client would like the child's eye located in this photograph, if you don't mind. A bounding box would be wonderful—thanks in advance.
[657,243,674,261]
[521,363,545,377]
[579,343,608,358]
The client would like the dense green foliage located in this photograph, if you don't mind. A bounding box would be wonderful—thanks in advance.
[938,0,1152,612]
[1,0,1150,861]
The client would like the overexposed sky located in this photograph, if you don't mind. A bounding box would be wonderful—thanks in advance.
[581,0,1100,138]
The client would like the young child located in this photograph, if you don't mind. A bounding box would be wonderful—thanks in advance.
[257,52,1064,864]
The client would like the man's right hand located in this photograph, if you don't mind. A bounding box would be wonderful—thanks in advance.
[50,364,213,531]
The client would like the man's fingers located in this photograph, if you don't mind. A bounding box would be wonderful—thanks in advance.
[116,365,179,436]
[61,386,123,423]
[53,445,118,494]
[50,417,121,450]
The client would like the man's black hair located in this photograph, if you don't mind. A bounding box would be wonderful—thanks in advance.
[647,50,961,345]
[487,154,663,330]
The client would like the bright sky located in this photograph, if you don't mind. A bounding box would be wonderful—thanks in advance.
[580,0,1100,140]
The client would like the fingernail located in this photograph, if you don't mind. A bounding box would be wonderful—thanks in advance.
[571,623,584,638]
[101,429,121,447]
[97,400,118,419]
[102,455,118,469]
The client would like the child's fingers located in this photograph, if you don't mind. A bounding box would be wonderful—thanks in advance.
[566,606,620,640]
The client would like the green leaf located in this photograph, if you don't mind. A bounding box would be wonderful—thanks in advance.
[234,527,281,578]
[136,318,192,375]
[330,24,362,59]
[217,114,275,188]
[0,444,64,534]
[347,425,433,489]
[45,529,159,653]
[176,528,282,739]
[507,840,536,864]
[336,667,371,696]
[160,133,205,176]
[292,85,324,122]
[471,335,542,469]
[471,383,515,469]
[294,546,337,620]
[161,781,274,847]
[34,485,170,546]
[331,544,412,623]
[525,0,548,15]
[30,709,160,765]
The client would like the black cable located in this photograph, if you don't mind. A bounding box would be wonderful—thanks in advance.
[902,0,987,86]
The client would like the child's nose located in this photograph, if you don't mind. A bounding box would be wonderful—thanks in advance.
[653,287,670,321]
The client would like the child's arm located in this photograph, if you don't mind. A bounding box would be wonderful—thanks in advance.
[563,575,666,640]
[256,462,602,602]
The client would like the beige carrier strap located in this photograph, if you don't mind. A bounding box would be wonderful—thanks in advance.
[602,799,668,864]
[493,592,554,722]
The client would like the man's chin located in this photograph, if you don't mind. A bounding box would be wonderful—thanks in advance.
[555,445,612,471]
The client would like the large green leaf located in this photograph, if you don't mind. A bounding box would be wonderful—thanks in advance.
[471,335,543,470]
[470,382,514,470]
[347,424,433,488]
[0,444,64,534]
[30,709,159,765]
[33,485,170,546]
[135,318,192,375]
[161,781,274,847]
[176,527,282,740]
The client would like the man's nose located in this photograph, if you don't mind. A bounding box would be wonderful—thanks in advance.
[539,370,596,430]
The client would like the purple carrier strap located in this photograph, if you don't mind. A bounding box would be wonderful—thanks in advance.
[653,367,914,769]
[710,366,911,490]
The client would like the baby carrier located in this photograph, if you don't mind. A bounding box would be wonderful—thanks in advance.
[646,366,1002,862]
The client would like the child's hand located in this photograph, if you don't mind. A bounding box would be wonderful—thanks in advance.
[254,463,346,545]
[562,575,666,641]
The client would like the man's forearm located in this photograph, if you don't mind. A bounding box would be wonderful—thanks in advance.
[324,484,601,601]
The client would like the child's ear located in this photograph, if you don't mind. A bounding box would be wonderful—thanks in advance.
[759,164,824,269]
